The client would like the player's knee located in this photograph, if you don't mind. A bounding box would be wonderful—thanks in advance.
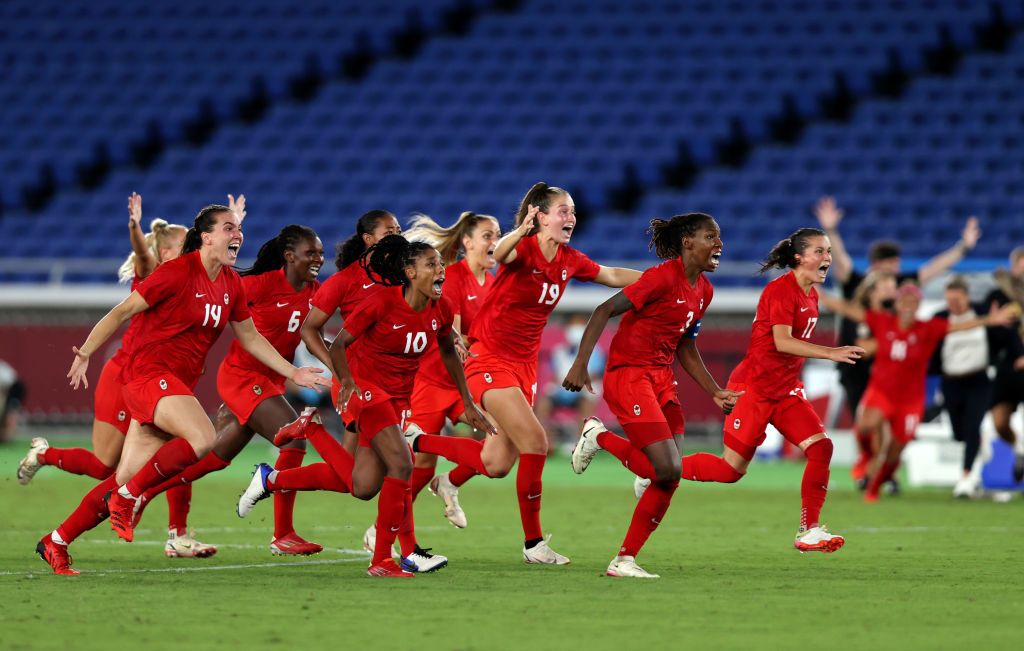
[388,457,413,480]
[351,483,378,501]
[485,462,511,479]
[282,439,306,451]
[652,459,680,485]
[804,437,833,462]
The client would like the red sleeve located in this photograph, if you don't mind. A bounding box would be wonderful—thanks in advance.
[570,248,601,282]
[228,272,251,322]
[766,283,796,327]
[136,258,184,307]
[930,317,950,344]
[435,296,455,339]
[506,237,532,271]
[342,293,381,340]
[702,281,714,316]
[864,310,887,338]
[622,265,666,311]
[311,272,346,315]
[241,274,265,307]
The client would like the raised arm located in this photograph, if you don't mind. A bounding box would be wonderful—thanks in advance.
[299,307,334,370]
[818,290,866,323]
[228,194,246,224]
[127,193,158,278]
[562,292,634,393]
[675,337,742,414]
[68,291,150,389]
[917,216,980,285]
[772,324,864,364]
[231,318,327,390]
[493,206,537,264]
[946,302,1020,334]
[592,265,642,288]
[814,196,852,284]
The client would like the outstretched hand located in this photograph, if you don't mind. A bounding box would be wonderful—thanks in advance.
[713,388,744,415]
[961,216,981,249]
[463,403,497,437]
[128,192,143,227]
[67,347,90,390]
[518,205,539,234]
[814,196,843,230]
[830,345,866,365]
[228,194,246,223]
[291,366,329,392]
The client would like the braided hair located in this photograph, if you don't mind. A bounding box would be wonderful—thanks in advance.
[335,209,395,270]
[359,234,437,287]
[647,213,715,259]
[759,227,826,274]
[241,224,319,277]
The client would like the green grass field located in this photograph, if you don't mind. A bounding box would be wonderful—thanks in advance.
[1,438,1020,651]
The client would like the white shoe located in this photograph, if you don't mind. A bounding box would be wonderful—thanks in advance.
[403,422,426,450]
[571,417,605,474]
[429,472,467,528]
[362,523,399,560]
[237,463,273,517]
[522,536,571,565]
[400,547,448,573]
[794,525,845,553]
[952,477,981,500]
[164,529,218,558]
[17,437,49,485]
[606,555,659,578]
[634,476,651,500]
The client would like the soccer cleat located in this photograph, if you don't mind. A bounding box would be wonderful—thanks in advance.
[606,555,659,579]
[429,472,467,528]
[362,524,399,560]
[17,437,50,485]
[863,488,879,503]
[885,478,901,496]
[106,489,141,542]
[850,456,869,484]
[36,535,79,575]
[400,546,448,573]
[634,476,651,500]
[270,532,323,556]
[952,477,981,500]
[571,417,605,474]
[273,407,319,446]
[523,536,571,565]
[237,463,273,517]
[165,529,218,558]
[1013,453,1024,484]
[366,558,414,578]
[794,525,845,553]
[403,422,426,451]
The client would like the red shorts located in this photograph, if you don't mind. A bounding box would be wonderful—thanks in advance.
[464,342,538,407]
[723,382,825,461]
[122,372,194,426]
[340,382,410,448]
[603,365,685,448]
[860,385,922,443]
[94,357,131,434]
[217,361,285,426]
[409,374,465,435]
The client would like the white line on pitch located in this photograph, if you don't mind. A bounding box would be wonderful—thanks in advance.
[0,557,369,577]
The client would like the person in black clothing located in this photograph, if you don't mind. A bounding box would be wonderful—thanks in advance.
[984,246,1024,483]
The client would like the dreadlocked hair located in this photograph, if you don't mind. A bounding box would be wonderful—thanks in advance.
[759,227,826,274]
[359,234,436,288]
[335,209,395,270]
[647,213,715,259]
[182,205,231,254]
[405,211,499,265]
[514,182,568,237]
[241,224,319,277]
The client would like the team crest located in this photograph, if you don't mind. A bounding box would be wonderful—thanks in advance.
[159,379,168,390]
[484,373,493,384]
[633,404,641,416]
[253,384,262,396]
[699,298,704,310]
[117,410,126,422]
[431,319,438,331]
[561,269,567,281]
[733,418,741,430]
[363,390,372,401]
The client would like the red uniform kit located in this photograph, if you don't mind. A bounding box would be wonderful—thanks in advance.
[603,257,713,447]
[121,251,250,424]
[725,271,825,460]
[409,259,495,434]
[93,275,143,434]
[341,288,455,446]
[860,310,948,442]
[217,268,319,424]
[466,235,600,405]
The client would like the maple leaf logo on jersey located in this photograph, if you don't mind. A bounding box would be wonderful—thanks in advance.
[159,379,168,391]
[363,390,372,401]
[484,373,493,384]
[253,385,262,396]
[633,404,641,416]
[733,418,741,430]
[224,293,230,305]
[117,410,126,422]
[561,270,567,281]
[431,319,437,331]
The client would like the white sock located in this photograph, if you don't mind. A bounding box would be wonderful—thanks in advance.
[50,530,66,546]
[117,485,135,499]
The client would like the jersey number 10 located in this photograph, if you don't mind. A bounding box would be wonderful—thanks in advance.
[404,331,428,354]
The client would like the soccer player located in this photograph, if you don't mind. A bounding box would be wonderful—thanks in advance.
[563,213,741,578]
[985,246,1024,482]
[405,182,641,564]
[37,204,328,575]
[678,228,864,553]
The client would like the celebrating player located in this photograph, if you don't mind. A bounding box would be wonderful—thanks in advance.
[562,213,740,578]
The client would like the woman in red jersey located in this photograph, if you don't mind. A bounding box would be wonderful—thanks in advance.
[406,182,641,565]
[36,205,327,575]
[563,213,742,578]
[676,228,864,553]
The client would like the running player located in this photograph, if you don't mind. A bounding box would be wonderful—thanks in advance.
[563,213,741,578]
[405,182,641,564]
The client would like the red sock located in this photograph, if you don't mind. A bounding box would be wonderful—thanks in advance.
[273,448,305,538]
[166,484,191,535]
[866,459,899,498]
[801,439,833,529]
[144,450,232,501]
[268,462,349,492]
[56,475,118,544]
[374,477,408,564]
[415,434,490,476]
[448,464,477,487]
[596,431,655,479]
[619,479,678,557]
[124,438,199,496]
[682,453,743,483]
[855,428,874,456]
[306,422,354,488]
[409,466,435,501]
[41,448,114,479]
[517,453,545,541]
[396,489,417,557]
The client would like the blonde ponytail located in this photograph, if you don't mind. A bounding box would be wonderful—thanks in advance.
[405,212,498,265]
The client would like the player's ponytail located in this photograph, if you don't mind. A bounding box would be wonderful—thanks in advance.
[335,209,395,270]
[759,227,825,273]
[360,234,436,288]
[515,182,567,236]
[647,213,714,260]
[183,205,230,254]
[242,224,318,277]
[405,211,499,265]
[118,218,187,283]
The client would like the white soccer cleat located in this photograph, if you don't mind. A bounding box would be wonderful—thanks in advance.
[237,463,273,517]
[571,417,606,474]
[606,555,659,579]
[400,547,448,573]
[794,525,845,553]
[362,523,399,560]
[634,476,651,500]
[429,472,467,528]
[164,529,218,558]
[17,437,49,485]
[523,536,571,565]
[403,422,426,450]
[952,477,982,500]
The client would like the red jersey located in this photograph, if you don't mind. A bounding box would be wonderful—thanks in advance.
[222,268,320,380]
[469,236,601,362]
[122,251,250,387]
[418,260,496,387]
[344,288,455,400]
[608,257,713,370]
[865,310,948,404]
[729,271,819,401]
[110,274,143,366]
[311,261,385,321]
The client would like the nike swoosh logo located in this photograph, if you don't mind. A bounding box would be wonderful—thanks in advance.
[676,299,686,304]
[393,324,405,330]
[532,269,543,274]
[362,283,374,289]
[650,518,661,525]
[467,295,477,300]
[800,307,810,312]
[195,293,205,298]
[276,302,289,308]
[389,526,400,533]
[527,493,541,500]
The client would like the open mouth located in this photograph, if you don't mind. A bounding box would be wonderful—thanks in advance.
[818,263,830,276]
[432,277,444,296]
[309,264,321,277]
[709,251,722,268]
[561,224,574,239]
[227,243,240,259]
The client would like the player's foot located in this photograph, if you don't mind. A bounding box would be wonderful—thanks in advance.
[855,476,868,492]
[794,525,845,553]
[634,476,651,500]
[17,437,49,485]
[571,417,605,474]
[429,472,467,528]
[367,558,414,578]
[400,546,448,573]
[164,529,218,558]
[270,532,323,556]
[952,477,981,500]
[106,489,140,542]
[237,463,273,517]
[36,535,79,575]
[523,536,571,565]
[850,454,869,483]
[606,555,659,579]
[863,488,879,503]
[403,422,426,451]
[362,524,399,560]
[885,478,901,496]
[273,407,319,446]
[1013,452,1024,484]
